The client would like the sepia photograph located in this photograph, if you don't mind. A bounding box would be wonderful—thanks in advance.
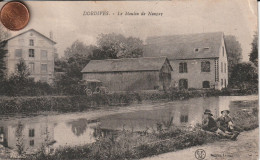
[0,0,258,159]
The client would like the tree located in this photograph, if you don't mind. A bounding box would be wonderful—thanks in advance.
[249,32,258,67]
[0,41,7,79]
[90,33,143,60]
[54,40,94,94]
[0,26,10,79]
[13,59,30,81]
[63,40,95,79]
[229,62,258,90]
[224,35,243,79]
[64,40,95,60]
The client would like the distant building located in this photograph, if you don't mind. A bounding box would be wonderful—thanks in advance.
[81,57,173,91]
[2,29,56,83]
[144,32,228,90]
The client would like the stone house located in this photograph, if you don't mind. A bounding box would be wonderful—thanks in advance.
[144,32,228,90]
[81,57,173,91]
[2,29,56,83]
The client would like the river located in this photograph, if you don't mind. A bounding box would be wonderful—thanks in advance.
[0,95,258,154]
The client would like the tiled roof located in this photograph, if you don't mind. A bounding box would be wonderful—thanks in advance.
[81,57,171,73]
[144,32,224,60]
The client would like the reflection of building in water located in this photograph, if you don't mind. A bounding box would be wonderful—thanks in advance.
[0,118,55,154]
[97,97,224,132]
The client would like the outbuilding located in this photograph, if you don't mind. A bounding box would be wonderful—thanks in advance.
[81,57,173,91]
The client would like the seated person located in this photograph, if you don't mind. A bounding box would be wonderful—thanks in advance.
[216,109,240,140]
[202,109,218,132]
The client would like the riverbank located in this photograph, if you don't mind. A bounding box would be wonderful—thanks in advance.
[0,89,256,114]
[26,104,258,160]
[143,128,259,160]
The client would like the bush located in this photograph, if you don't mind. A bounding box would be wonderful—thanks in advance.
[0,78,56,96]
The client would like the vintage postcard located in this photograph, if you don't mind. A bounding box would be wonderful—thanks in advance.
[0,0,258,160]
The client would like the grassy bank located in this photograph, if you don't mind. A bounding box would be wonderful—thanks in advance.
[27,106,258,160]
[0,89,256,114]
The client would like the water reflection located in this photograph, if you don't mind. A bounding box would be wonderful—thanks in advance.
[97,96,222,132]
[67,118,89,137]
[0,118,55,154]
[0,95,257,154]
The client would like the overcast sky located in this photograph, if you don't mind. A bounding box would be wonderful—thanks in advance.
[1,0,257,61]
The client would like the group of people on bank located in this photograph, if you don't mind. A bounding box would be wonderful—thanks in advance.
[202,109,240,140]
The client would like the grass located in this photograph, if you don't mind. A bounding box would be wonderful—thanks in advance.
[26,106,258,160]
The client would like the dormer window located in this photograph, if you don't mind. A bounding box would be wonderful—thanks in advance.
[203,47,210,51]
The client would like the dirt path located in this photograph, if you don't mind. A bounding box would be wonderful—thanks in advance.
[143,128,258,160]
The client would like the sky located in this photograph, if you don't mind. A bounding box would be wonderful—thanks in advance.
[1,0,258,61]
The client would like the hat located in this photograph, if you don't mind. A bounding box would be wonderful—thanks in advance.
[204,109,213,116]
[221,110,230,114]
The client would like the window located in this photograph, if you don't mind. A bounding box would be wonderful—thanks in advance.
[221,62,223,73]
[194,48,199,52]
[29,140,34,146]
[222,47,224,57]
[202,81,210,88]
[29,49,34,57]
[180,115,188,123]
[221,79,223,86]
[41,50,47,59]
[201,61,210,72]
[224,79,227,88]
[203,47,210,51]
[224,63,227,73]
[41,64,47,72]
[15,49,22,57]
[29,129,35,137]
[28,63,35,73]
[179,79,188,90]
[179,62,187,73]
[29,39,34,46]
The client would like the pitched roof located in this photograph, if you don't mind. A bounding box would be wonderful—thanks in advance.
[3,29,56,44]
[144,32,224,60]
[81,57,172,73]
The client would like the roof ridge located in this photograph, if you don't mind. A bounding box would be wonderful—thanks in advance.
[2,28,56,44]
[89,56,167,62]
[147,32,224,40]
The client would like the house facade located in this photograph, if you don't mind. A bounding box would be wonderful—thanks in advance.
[3,29,56,83]
[144,32,228,90]
[81,57,173,91]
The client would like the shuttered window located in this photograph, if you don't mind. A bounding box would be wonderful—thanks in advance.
[179,62,187,73]
[201,61,210,72]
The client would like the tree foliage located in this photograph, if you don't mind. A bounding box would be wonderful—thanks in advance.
[224,35,243,79]
[89,33,143,60]
[0,26,10,79]
[229,62,258,90]
[249,33,258,67]
[64,40,95,60]
[0,41,7,79]
[62,40,95,78]
[12,59,30,81]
